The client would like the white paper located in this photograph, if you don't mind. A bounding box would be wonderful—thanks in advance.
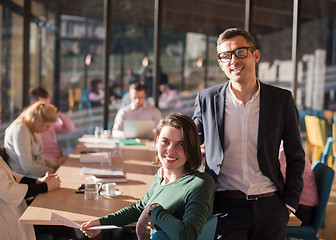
[50,212,118,230]
[81,167,124,176]
[51,212,81,229]
[84,143,117,149]
[78,137,117,145]
[79,152,110,163]
[87,225,119,230]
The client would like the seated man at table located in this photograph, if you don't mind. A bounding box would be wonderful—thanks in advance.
[112,82,162,138]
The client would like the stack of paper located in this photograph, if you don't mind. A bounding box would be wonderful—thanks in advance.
[79,152,110,163]
[78,137,117,149]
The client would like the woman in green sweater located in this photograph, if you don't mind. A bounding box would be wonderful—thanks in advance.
[81,113,215,240]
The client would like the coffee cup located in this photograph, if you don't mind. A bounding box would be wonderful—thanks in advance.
[102,182,116,196]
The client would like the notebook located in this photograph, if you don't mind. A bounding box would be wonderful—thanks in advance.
[123,120,155,139]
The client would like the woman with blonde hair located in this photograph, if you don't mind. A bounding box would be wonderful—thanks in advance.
[5,101,59,177]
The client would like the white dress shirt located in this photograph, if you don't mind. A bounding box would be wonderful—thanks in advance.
[216,81,277,195]
[112,102,162,138]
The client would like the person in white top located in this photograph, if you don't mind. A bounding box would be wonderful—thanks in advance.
[112,82,162,138]
[0,105,61,239]
[158,84,184,110]
[192,28,305,240]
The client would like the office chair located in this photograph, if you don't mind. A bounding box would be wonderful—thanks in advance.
[286,161,334,240]
[151,215,218,240]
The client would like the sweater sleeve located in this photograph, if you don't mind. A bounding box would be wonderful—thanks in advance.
[53,112,75,134]
[99,175,159,226]
[20,176,36,184]
[151,173,215,240]
[25,183,48,199]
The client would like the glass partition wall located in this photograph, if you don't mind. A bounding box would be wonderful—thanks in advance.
[1,0,336,155]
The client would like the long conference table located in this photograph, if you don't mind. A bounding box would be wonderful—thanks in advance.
[19,136,157,225]
[19,135,301,227]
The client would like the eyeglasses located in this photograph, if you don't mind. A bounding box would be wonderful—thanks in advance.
[218,47,255,63]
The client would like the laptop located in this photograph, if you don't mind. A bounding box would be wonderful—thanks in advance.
[123,120,155,139]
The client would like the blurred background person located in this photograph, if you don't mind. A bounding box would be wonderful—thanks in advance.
[158,84,184,110]
[279,142,318,225]
[88,79,105,107]
[143,68,153,98]
[5,102,58,177]
[0,101,61,240]
[109,83,122,102]
[112,82,161,138]
[30,87,74,166]
[120,69,141,108]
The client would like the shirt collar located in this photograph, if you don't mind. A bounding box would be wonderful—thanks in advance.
[228,79,260,104]
[130,102,147,110]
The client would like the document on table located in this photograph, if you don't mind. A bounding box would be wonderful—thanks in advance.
[78,137,117,145]
[78,137,117,149]
[50,212,118,230]
[81,167,124,176]
[79,152,110,163]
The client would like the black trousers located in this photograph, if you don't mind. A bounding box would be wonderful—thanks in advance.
[213,193,289,240]
[295,204,315,225]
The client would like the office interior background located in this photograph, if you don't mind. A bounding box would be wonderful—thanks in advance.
[0,0,336,152]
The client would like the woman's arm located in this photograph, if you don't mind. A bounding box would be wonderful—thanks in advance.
[53,112,75,134]
[23,171,61,198]
[99,176,157,226]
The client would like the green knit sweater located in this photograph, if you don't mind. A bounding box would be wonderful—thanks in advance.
[99,170,215,239]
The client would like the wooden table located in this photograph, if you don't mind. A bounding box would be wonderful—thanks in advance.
[19,136,301,227]
[19,138,157,225]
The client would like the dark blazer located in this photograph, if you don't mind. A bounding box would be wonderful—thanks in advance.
[192,80,305,210]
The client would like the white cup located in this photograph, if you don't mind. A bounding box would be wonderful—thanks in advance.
[103,182,116,196]
[84,176,99,200]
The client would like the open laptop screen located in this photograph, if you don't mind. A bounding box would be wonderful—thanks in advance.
[123,120,155,139]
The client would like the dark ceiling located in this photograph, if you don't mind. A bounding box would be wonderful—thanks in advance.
[37,0,336,36]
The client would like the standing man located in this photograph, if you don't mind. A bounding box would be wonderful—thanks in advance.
[192,28,305,239]
[112,82,161,138]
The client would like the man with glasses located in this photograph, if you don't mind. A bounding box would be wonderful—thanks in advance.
[192,28,305,239]
[112,82,161,138]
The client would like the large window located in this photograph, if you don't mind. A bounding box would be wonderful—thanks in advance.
[1,0,336,150]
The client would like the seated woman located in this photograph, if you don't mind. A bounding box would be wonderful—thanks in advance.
[0,156,61,240]
[279,142,318,225]
[5,101,59,178]
[81,113,215,240]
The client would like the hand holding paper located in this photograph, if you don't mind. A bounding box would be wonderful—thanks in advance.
[50,212,118,230]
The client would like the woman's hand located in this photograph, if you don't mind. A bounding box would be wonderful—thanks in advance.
[81,219,101,238]
[136,204,160,240]
[37,172,61,191]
